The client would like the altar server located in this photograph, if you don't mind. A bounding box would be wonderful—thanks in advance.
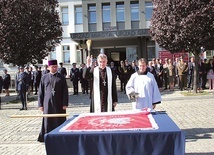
[126,58,161,110]
[86,54,118,113]
[37,59,68,142]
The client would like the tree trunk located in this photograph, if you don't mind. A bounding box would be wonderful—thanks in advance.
[192,51,200,93]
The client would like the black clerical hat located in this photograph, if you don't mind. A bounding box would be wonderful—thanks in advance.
[48,60,58,66]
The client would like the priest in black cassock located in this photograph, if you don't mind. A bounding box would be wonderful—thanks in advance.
[37,60,68,142]
[86,54,118,113]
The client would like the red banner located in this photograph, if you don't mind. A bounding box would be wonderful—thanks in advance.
[159,50,189,62]
[60,111,159,132]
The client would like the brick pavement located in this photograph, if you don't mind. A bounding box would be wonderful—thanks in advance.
[0,89,214,155]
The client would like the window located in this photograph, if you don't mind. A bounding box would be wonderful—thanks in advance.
[61,7,69,25]
[147,40,155,60]
[75,6,82,24]
[102,3,110,22]
[145,2,154,21]
[102,3,111,31]
[116,2,125,30]
[62,45,70,63]
[131,1,139,29]
[88,4,96,23]
[131,1,139,21]
[50,48,56,60]
[206,50,214,60]
[116,2,124,22]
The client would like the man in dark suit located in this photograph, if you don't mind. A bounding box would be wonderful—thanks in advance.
[198,59,206,90]
[2,69,11,96]
[118,61,125,92]
[188,57,195,89]
[58,62,67,77]
[17,66,28,110]
[33,66,42,95]
[42,64,50,76]
[70,63,80,95]
[79,63,88,94]
[123,60,134,93]
[0,76,2,109]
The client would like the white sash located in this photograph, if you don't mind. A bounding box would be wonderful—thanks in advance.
[93,66,112,113]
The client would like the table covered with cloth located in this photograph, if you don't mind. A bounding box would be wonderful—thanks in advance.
[44,111,185,155]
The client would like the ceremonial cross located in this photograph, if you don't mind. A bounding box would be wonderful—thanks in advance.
[51,89,55,96]
[103,80,106,86]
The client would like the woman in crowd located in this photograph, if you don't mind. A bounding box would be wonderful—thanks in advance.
[167,59,176,91]
[2,69,11,96]
[207,59,214,90]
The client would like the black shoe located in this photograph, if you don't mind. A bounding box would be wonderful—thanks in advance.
[34,93,37,95]
[24,107,27,110]
[38,135,44,142]
[20,108,24,110]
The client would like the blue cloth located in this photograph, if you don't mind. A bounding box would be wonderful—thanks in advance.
[45,113,185,155]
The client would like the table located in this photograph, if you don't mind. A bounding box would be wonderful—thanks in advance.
[45,112,185,155]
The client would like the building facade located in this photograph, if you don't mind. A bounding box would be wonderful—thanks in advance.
[1,0,213,78]
[50,0,162,70]
[1,0,159,87]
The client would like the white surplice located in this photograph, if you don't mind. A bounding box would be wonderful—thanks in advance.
[126,72,161,110]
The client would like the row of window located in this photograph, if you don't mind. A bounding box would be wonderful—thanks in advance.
[61,1,153,26]
[59,1,154,63]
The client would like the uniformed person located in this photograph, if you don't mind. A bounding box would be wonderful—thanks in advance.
[70,63,80,95]
[17,66,28,110]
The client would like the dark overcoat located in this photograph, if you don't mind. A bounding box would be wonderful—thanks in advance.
[17,72,27,92]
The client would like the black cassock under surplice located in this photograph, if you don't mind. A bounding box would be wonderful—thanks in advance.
[89,67,118,112]
[100,68,107,112]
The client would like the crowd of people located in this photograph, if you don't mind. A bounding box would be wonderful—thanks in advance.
[0,55,214,108]
[72,55,214,95]
[2,54,213,142]
[149,56,214,91]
